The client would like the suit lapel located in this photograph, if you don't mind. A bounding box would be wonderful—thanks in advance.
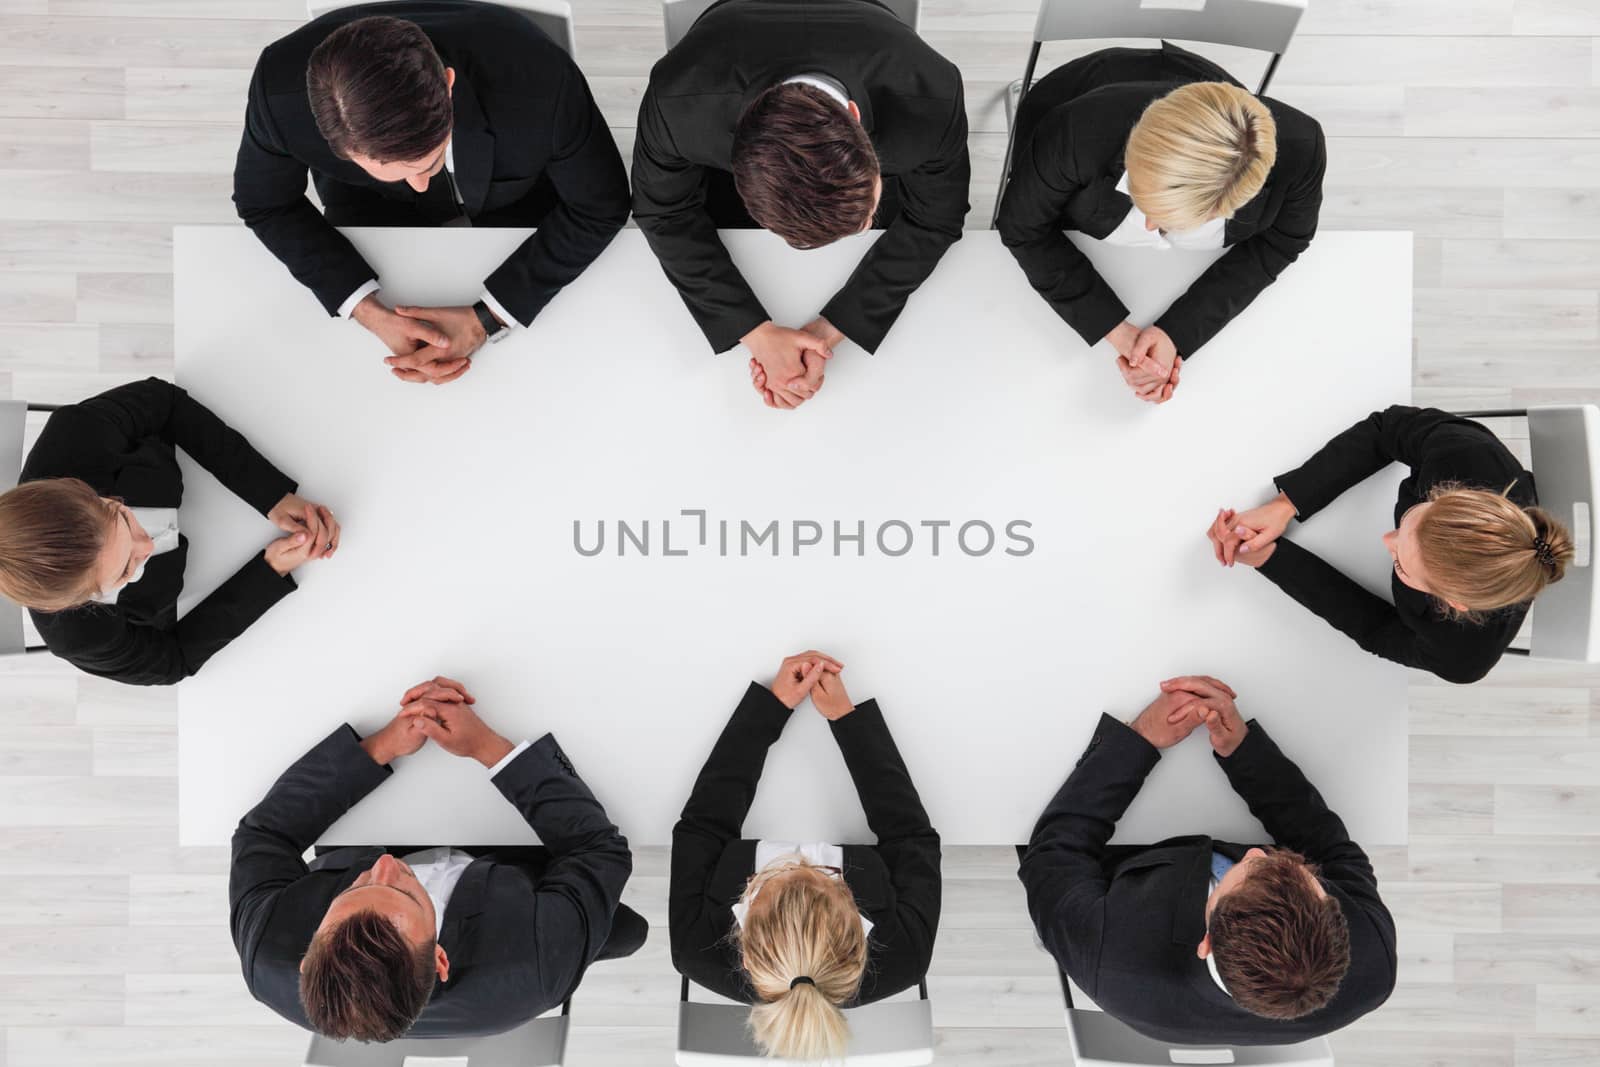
[447,73,493,219]
[437,858,494,969]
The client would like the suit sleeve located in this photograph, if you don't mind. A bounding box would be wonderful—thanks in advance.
[669,682,791,973]
[483,61,630,326]
[830,700,941,989]
[819,87,971,353]
[1018,714,1160,999]
[1275,405,1469,521]
[232,58,377,316]
[36,554,295,686]
[1254,538,1499,684]
[1154,123,1327,358]
[1214,721,1397,985]
[489,733,634,1000]
[996,110,1131,347]
[229,725,392,984]
[632,89,770,352]
[72,377,296,516]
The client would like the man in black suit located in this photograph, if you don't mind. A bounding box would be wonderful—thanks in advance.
[1019,675,1396,1045]
[235,2,630,385]
[633,0,970,410]
[230,675,647,1040]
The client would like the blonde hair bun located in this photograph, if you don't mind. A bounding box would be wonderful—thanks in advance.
[1124,81,1278,232]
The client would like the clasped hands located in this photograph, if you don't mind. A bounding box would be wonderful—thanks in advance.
[1128,675,1248,757]
[353,291,499,386]
[744,317,845,410]
[360,675,517,768]
[1106,321,1182,404]
[768,649,856,720]
[1205,491,1296,570]
[263,492,341,577]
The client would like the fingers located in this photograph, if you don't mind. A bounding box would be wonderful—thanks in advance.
[401,675,474,706]
[1165,699,1199,724]
[394,307,452,348]
[317,505,340,558]
[392,367,431,384]
[793,332,835,360]
[789,650,844,673]
[1160,676,1221,700]
[431,360,472,385]
[796,660,826,696]
[1202,675,1237,699]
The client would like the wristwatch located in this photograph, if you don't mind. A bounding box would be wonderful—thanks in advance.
[472,299,509,343]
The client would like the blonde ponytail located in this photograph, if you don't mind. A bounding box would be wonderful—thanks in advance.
[735,862,867,1062]
[1416,485,1574,614]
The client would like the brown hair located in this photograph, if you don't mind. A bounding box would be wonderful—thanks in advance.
[1209,850,1350,1020]
[1125,81,1277,232]
[306,16,453,164]
[734,861,868,1060]
[299,910,437,1042]
[1415,485,1574,615]
[732,84,880,250]
[0,478,117,612]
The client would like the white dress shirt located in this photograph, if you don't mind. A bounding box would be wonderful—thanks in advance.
[90,506,181,605]
[395,737,532,937]
[1204,870,1233,997]
[731,840,875,936]
[1102,171,1228,251]
[782,73,851,110]
[336,136,522,330]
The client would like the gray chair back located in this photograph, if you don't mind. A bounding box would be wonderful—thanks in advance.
[663,0,920,50]
[304,1006,571,1067]
[1067,1006,1334,1066]
[0,400,27,656]
[1526,405,1600,661]
[675,977,933,1066]
[306,0,577,58]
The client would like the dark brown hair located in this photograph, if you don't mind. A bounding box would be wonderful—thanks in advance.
[1209,850,1351,1020]
[306,15,453,163]
[0,478,118,612]
[731,83,879,249]
[299,910,437,1042]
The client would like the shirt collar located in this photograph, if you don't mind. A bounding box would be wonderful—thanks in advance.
[1204,874,1232,998]
[783,72,851,110]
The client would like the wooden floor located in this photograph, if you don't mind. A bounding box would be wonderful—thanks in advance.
[1,1,1598,1064]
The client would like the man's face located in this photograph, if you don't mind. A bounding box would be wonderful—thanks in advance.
[314,853,437,953]
[349,141,450,192]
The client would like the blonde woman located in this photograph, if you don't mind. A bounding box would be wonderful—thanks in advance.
[1207,406,1574,684]
[671,651,940,1061]
[0,378,338,685]
[996,42,1325,404]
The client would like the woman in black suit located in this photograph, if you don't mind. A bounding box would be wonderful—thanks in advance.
[1208,406,1574,684]
[0,378,339,685]
[670,650,941,1061]
[997,42,1326,405]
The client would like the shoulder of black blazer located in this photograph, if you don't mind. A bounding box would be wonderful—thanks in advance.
[21,391,182,503]
[1026,84,1323,242]
[678,837,922,1005]
[251,1,582,176]
[644,0,963,168]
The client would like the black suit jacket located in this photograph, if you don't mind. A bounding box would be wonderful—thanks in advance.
[1259,405,1537,684]
[230,725,634,1037]
[20,378,297,686]
[632,0,970,354]
[234,0,629,326]
[670,682,941,1003]
[1020,714,1396,1045]
[997,43,1326,359]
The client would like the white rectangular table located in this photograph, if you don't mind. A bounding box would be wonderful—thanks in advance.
[175,226,1411,848]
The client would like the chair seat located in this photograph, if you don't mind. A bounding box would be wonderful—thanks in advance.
[676,993,933,1066]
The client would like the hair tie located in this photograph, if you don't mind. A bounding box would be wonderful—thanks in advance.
[790,976,815,990]
[1533,536,1557,571]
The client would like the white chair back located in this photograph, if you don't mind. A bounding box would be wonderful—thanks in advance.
[1067,1007,1335,1067]
[1526,405,1600,661]
[675,979,933,1066]
[304,1008,571,1067]
[306,0,577,58]
[663,0,920,51]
